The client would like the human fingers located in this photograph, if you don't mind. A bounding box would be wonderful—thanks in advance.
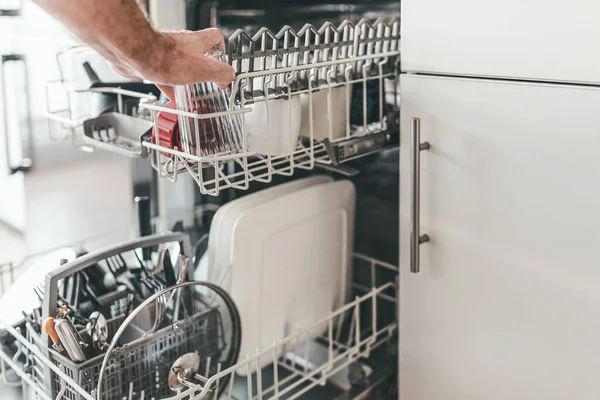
[167,54,234,87]
[201,56,235,89]
[198,28,226,53]
[166,29,226,55]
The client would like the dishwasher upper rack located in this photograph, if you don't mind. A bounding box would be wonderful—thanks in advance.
[139,17,400,196]
[225,17,400,103]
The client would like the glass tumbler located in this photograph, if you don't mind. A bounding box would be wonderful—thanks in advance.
[173,48,243,159]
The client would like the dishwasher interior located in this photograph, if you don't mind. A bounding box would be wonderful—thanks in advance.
[0,2,400,399]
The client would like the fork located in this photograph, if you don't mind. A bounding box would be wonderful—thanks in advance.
[35,283,87,327]
[105,254,144,298]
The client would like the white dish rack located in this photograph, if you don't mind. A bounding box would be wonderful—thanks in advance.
[0,250,397,400]
[43,46,158,149]
[43,80,157,150]
[43,18,400,196]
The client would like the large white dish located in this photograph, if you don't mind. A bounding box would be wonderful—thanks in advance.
[223,180,355,374]
[199,175,333,286]
[300,86,350,142]
[245,96,302,156]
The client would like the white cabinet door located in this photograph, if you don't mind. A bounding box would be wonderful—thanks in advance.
[399,74,600,400]
[0,15,25,232]
[401,0,600,84]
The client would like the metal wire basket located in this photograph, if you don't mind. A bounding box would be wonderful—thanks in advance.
[42,18,400,196]
[48,295,224,400]
[0,243,397,400]
[139,18,400,196]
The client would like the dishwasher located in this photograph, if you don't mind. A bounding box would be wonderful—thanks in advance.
[0,1,401,399]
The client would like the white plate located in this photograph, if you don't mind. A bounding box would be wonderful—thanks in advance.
[300,86,350,141]
[226,180,355,374]
[245,96,302,156]
[199,175,333,285]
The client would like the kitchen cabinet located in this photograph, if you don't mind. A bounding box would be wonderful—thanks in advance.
[0,9,27,231]
[400,74,600,399]
[401,0,600,84]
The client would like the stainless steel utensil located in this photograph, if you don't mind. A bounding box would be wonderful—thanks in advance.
[168,352,207,392]
[86,311,108,352]
[171,255,189,322]
[105,254,144,298]
[146,249,167,333]
[54,317,87,362]
[82,113,153,158]
[175,254,190,284]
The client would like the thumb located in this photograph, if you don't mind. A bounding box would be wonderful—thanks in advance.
[198,28,227,53]
[191,56,235,89]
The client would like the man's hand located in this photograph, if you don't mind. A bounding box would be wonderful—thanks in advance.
[33,0,235,100]
[109,29,235,99]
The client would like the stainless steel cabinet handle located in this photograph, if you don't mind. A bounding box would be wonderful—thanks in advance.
[1,54,33,174]
[410,117,430,273]
[0,9,20,16]
[0,0,22,17]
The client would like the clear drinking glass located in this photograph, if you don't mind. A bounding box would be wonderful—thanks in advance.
[173,48,243,159]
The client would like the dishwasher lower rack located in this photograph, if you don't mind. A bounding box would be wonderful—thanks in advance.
[0,253,397,400]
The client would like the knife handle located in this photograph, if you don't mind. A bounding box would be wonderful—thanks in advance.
[43,317,60,345]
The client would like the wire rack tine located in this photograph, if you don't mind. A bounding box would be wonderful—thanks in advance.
[125,18,399,195]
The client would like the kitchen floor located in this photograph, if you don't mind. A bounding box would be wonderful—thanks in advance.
[0,147,135,399]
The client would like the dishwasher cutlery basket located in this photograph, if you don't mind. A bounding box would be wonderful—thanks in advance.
[95,280,242,400]
[47,296,226,400]
[34,233,240,400]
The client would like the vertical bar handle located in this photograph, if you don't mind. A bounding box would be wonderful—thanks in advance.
[1,54,33,173]
[410,117,430,273]
[0,0,22,16]
[134,196,153,261]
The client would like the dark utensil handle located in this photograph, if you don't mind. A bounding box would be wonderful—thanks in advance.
[135,196,153,260]
[126,272,145,298]
[163,249,177,287]
[82,61,102,85]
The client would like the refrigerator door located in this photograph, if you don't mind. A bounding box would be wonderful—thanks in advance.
[401,0,600,84]
[400,74,600,399]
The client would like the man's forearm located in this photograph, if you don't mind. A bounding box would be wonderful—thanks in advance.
[34,0,234,91]
[34,0,171,77]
